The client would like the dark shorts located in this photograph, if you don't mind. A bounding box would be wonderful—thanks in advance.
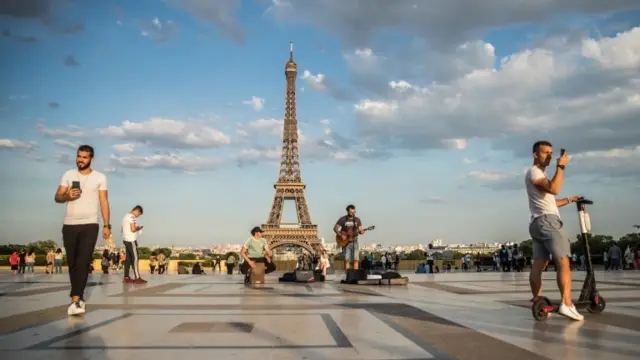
[11,265,18,270]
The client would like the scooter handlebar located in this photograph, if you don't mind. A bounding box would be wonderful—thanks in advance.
[576,197,593,205]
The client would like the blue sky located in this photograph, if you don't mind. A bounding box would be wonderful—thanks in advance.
[1,0,639,247]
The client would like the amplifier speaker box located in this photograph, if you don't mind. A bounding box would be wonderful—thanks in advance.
[294,270,315,282]
[345,268,368,284]
[249,263,265,284]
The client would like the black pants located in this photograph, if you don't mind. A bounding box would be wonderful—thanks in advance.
[226,263,234,274]
[158,264,166,274]
[426,260,434,273]
[123,241,140,278]
[62,223,99,298]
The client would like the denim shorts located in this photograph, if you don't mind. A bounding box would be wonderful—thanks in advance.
[342,240,360,261]
[529,214,571,260]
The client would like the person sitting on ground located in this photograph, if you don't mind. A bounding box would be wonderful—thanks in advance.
[177,263,189,274]
[191,262,206,275]
[240,226,273,284]
[316,250,330,276]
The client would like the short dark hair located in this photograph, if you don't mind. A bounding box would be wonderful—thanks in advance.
[132,205,143,214]
[532,141,552,153]
[346,204,355,211]
[77,145,95,158]
[251,226,262,235]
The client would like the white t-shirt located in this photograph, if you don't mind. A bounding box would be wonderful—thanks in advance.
[121,213,138,242]
[60,169,108,225]
[426,250,434,261]
[525,166,559,222]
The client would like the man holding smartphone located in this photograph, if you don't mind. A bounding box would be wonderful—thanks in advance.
[525,141,582,321]
[122,205,146,284]
[55,145,111,316]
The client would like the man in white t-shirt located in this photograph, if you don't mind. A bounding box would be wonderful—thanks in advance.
[525,140,582,321]
[122,205,146,284]
[425,244,435,273]
[55,145,111,316]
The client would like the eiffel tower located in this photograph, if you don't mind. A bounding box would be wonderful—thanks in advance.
[262,43,322,255]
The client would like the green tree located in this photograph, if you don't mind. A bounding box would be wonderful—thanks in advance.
[27,240,58,253]
[138,247,151,259]
[178,253,197,260]
[518,239,533,257]
[618,233,640,250]
[406,249,426,260]
[157,247,172,258]
[571,234,614,256]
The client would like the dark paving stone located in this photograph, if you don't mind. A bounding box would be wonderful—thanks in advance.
[169,321,254,333]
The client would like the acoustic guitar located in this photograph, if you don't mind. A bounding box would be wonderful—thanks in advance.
[336,225,375,248]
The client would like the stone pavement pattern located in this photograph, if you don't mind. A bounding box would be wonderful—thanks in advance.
[1,271,640,360]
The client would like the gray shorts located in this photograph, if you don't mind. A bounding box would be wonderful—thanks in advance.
[529,214,571,260]
[342,240,359,262]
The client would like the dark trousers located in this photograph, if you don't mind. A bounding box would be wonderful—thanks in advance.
[123,241,140,278]
[62,223,99,298]
[426,260,434,273]
[226,263,234,274]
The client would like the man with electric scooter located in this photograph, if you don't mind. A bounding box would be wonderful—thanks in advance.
[525,141,584,321]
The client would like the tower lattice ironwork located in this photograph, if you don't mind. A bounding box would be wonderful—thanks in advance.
[262,43,322,254]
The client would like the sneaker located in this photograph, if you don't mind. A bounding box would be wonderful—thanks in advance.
[67,301,85,316]
[558,303,584,321]
[123,277,133,283]
[133,278,147,284]
[78,299,86,310]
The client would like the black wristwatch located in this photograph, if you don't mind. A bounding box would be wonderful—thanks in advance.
[557,165,565,170]
[104,224,112,229]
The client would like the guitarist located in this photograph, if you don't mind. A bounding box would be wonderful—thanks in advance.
[334,204,365,271]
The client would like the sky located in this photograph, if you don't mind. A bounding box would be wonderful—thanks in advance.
[1,0,639,247]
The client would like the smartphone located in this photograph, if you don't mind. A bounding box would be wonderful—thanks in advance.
[71,181,80,189]
[560,148,566,156]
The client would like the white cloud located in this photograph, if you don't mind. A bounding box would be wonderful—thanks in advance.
[100,118,231,149]
[268,0,638,48]
[234,117,390,166]
[140,17,179,43]
[350,27,640,163]
[300,70,352,100]
[103,167,125,176]
[37,124,85,138]
[113,143,136,153]
[109,152,222,172]
[53,139,80,149]
[169,0,245,44]
[242,96,265,111]
[0,139,36,150]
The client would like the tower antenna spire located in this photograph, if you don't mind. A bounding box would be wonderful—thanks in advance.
[289,41,293,60]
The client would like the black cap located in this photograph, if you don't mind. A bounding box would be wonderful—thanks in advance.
[251,226,263,235]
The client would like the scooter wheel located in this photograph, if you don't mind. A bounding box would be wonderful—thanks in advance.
[532,297,551,321]
[587,295,606,314]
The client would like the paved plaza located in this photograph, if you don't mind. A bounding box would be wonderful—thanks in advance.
[1,271,640,360]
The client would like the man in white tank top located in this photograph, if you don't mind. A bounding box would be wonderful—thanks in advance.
[525,141,583,321]
[55,145,111,316]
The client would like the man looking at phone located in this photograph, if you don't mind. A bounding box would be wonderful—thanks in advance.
[55,145,110,316]
[122,205,146,284]
[525,141,583,321]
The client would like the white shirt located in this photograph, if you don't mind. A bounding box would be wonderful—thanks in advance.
[60,170,108,225]
[121,213,138,242]
[426,250,434,261]
[525,165,559,222]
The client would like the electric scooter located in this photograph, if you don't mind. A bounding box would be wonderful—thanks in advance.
[531,197,606,321]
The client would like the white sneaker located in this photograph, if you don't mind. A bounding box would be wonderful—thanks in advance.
[558,303,584,321]
[67,302,85,316]
[78,300,86,310]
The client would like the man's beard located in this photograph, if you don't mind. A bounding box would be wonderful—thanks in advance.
[543,155,552,167]
[77,161,91,170]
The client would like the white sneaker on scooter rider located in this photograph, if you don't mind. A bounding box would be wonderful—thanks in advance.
[558,303,584,321]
